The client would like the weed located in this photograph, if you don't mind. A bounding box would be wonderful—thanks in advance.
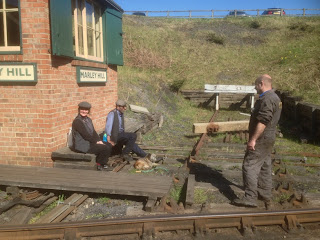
[228,165,241,170]
[171,163,184,168]
[124,199,132,205]
[308,188,320,194]
[273,193,291,204]
[98,197,111,204]
[212,165,223,171]
[249,20,261,29]
[305,167,317,175]
[289,22,314,32]
[169,79,186,92]
[170,184,183,203]
[206,32,225,45]
[57,194,65,204]
[194,188,208,204]
[29,201,58,224]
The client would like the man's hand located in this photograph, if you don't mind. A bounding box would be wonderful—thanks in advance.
[107,136,115,146]
[247,122,266,151]
[96,141,104,145]
[247,139,256,150]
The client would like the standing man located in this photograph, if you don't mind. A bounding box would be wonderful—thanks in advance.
[71,102,113,171]
[233,74,281,209]
[105,100,148,162]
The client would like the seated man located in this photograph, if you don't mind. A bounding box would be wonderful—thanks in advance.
[105,100,149,162]
[71,101,113,171]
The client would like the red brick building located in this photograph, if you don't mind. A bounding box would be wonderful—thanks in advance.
[0,0,123,167]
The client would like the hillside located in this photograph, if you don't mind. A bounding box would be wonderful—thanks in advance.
[119,15,320,102]
[117,15,320,150]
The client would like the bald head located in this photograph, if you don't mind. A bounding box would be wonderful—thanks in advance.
[255,74,273,94]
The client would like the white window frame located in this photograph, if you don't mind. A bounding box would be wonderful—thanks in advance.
[0,0,20,52]
[73,0,104,62]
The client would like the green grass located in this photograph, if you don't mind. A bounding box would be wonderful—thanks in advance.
[169,184,183,203]
[97,197,111,204]
[29,194,66,224]
[119,15,320,152]
[273,193,292,204]
[121,16,320,104]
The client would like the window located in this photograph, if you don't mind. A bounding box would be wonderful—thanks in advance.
[0,0,20,52]
[50,0,123,65]
[72,0,103,61]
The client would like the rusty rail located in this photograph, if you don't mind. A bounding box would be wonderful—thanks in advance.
[0,208,319,239]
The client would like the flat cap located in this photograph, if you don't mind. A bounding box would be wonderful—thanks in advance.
[78,101,91,109]
[116,99,127,106]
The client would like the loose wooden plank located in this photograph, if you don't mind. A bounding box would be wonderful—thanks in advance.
[37,193,84,223]
[193,120,249,133]
[129,104,150,114]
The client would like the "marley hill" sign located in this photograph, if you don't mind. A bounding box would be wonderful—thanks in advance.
[76,66,107,83]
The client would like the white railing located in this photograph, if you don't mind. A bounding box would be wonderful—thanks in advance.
[125,8,320,18]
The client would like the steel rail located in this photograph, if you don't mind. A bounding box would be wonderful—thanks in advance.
[0,208,319,240]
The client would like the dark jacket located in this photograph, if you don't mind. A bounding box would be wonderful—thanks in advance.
[249,90,282,142]
[108,109,125,143]
[71,115,100,153]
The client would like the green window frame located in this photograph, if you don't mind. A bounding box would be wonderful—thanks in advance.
[50,0,123,65]
[0,0,21,53]
[72,0,104,62]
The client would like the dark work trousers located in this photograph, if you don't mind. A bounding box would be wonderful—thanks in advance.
[116,132,147,157]
[88,143,112,166]
[242,138,275,203]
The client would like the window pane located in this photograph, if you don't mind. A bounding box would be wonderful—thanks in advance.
[87,28,93,56]
[86,1,93,29]
[7,11,20,46]
[86,1,93,56]
[95,31,101,58]
[78,25,84,55]
[0,0,3,9]
[77,0,84,55]
[77,0,82,26]
[94,7,99,31]
[94,6,101,58]
[0,12,4,46]
[6,0,18,8]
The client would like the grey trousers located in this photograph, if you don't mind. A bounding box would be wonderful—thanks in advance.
[242,138,274,203]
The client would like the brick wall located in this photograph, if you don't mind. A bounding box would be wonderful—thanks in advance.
[0,0,118,167]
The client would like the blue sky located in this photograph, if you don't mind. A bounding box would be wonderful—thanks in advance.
[114,0,320,15]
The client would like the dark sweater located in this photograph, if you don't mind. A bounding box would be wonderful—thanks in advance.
[72,115,100,153]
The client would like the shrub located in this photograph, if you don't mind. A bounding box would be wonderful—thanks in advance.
[250,20,261,29]
[206,33,225,45]
[289,22,314,32]
[169,79,186,92]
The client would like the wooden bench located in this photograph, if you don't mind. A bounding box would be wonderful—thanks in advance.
[204,84,257,110]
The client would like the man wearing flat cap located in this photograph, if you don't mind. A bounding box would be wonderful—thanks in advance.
[105,100,147,162]
[71,101,113,171]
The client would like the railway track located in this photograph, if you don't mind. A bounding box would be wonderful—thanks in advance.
[0,110,318,239]
[0,208,319,239]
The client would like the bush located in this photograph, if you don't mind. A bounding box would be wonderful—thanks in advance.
[289,22,314,32]
[206,33,225,45]
[250,20,261,29]
[169,79,186,92]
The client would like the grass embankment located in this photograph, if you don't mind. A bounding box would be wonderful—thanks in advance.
[118,15,320,154]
